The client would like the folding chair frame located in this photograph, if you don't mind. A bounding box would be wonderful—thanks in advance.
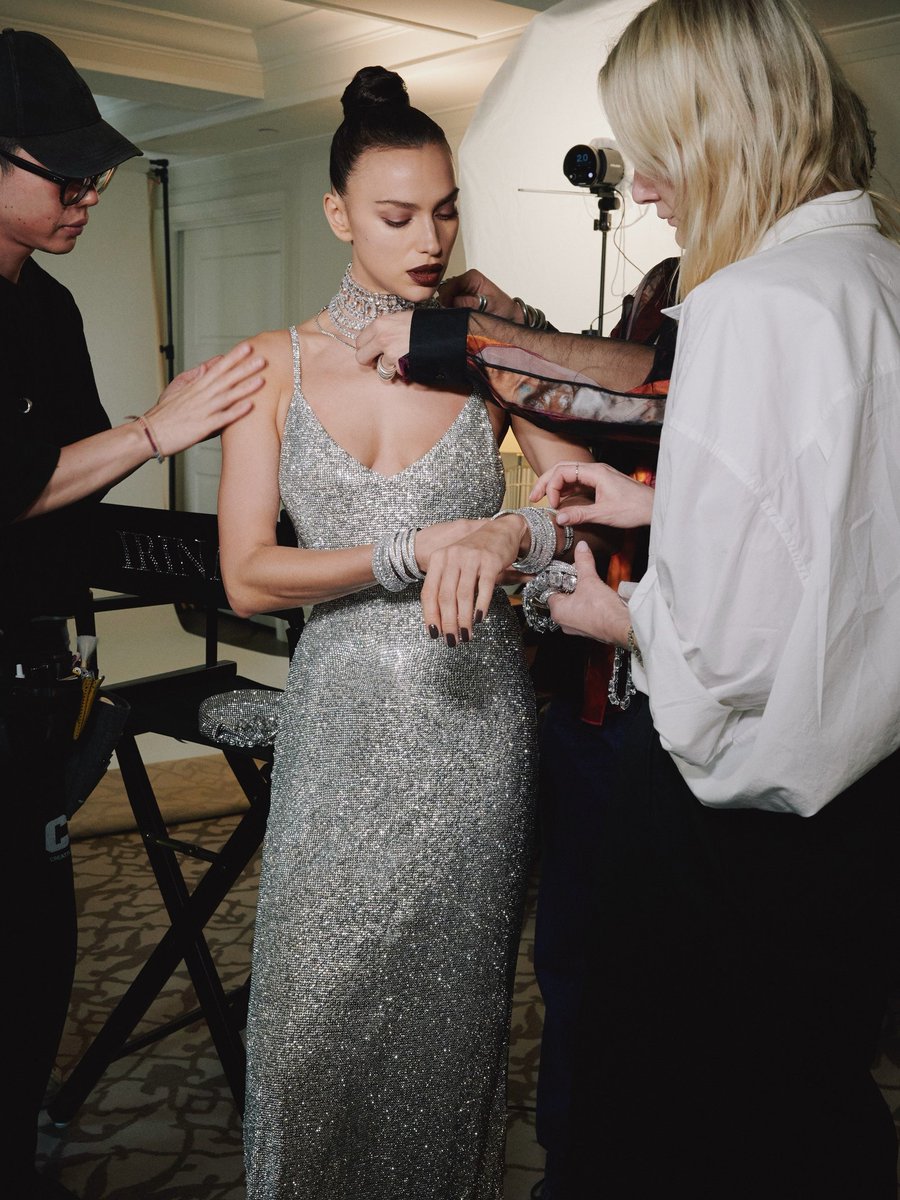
[48,505,300,1123]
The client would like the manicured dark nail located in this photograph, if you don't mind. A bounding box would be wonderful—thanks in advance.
[460,627,471,643]
[428,624,439,639]
[474,609,484,625]
[445,632,457,648]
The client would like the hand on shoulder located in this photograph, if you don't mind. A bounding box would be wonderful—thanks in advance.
[145,340,266,456]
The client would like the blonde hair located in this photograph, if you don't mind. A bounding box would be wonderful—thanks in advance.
[600,0,900,297]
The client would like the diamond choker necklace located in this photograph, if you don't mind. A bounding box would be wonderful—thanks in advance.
[326,265,416,341]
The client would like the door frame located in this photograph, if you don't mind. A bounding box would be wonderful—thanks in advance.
[166,191,286,510]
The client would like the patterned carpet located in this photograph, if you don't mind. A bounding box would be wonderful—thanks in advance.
[38,758,900,1198]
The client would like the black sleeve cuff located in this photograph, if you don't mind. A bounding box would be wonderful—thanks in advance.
[407,307,471,389]
[642,315,678,385]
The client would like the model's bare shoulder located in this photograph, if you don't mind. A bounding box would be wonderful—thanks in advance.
[242,327,292,417]
[293,315,342,363]
[247,327,294,371]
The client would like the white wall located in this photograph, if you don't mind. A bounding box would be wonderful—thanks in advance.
[37,157,170,509]
[165,103,477,359]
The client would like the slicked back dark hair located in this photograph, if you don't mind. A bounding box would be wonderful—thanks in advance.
[329,65,449,195]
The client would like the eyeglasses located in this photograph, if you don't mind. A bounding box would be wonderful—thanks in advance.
[0,150,116,206]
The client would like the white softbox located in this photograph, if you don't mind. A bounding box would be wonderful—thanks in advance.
[459,0,679,336]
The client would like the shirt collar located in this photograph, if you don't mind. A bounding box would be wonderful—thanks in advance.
[662,190,877,321]
[756,189,877,251]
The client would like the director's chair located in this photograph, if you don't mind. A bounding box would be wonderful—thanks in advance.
[48,503,302,1122]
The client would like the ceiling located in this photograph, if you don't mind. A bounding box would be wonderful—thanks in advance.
[2,0,898,162]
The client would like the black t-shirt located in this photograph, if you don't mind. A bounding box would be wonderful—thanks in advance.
[0,258,111,628]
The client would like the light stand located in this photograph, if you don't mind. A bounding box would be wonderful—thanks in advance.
[584,183,621,338]
[149,159,176,510]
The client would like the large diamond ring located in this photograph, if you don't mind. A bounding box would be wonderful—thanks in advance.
[522,560,578,634]
[376,354,397,382]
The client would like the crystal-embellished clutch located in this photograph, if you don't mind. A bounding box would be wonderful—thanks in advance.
[198,688,282,749]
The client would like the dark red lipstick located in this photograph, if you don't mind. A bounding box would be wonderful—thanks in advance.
[407,265,443,287]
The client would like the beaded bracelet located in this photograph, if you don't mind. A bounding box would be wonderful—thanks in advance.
[126,413,165,463]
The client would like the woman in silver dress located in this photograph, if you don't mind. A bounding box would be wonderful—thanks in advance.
[217,66,591,1199]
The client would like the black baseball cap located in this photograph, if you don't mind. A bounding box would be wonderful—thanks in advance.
[0,28,141,176]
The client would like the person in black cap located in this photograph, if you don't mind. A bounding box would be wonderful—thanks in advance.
[0,29,266,1200]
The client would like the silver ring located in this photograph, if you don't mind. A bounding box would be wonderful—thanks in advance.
[376,354,397,382]
[476,293,488,314]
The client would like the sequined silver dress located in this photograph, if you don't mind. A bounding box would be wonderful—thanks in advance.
[243,326,537,1199]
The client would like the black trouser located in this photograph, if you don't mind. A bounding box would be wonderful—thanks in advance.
[533,697,635,1174]
[559,697,900,1200]
[1,621,79,1188]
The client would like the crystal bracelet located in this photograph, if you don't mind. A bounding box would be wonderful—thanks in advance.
[609,627,643,710]
[398,526,424,582]
[522,560,578,634]
[373,532,406,592]
[372,526,423,593]
[492,506,559,574]
[608,646,637,710]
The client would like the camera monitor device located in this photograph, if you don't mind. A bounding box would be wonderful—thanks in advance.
[563,142,625,191]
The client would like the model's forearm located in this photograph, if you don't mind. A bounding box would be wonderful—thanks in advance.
[224,518,528,619]
[222,543,376,618]
[469,313,655,393]
[17,421,157,519]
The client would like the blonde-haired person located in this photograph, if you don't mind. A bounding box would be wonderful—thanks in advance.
[527,1,900,1197]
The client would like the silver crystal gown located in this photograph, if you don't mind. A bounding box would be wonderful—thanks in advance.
[243,326,537,1199]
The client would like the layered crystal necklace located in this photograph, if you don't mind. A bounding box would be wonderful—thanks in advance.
[316,264,437,349]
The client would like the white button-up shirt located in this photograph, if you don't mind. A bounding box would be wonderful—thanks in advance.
[629,191,900,815]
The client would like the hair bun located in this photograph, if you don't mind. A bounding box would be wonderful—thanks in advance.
[341,66,410,118]
[329,64,448,193]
